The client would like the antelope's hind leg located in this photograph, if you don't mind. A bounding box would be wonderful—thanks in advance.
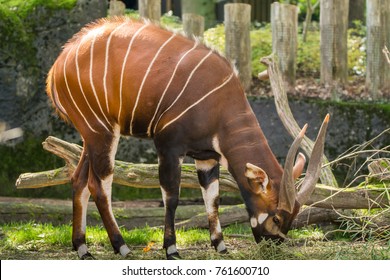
[195,159,227,254]
[71,149,94,259]
[84,131,130,258]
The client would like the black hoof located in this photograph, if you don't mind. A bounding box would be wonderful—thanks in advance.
[80,252,95,260]
[218,248,228,254]
[167,252,181,260]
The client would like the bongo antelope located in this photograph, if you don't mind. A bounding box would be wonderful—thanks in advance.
[46,17,329,259]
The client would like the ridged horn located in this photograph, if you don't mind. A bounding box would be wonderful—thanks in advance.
[278,124,308,213]
[297,114,330,205]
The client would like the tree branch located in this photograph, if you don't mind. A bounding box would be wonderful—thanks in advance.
[260,54,339,188]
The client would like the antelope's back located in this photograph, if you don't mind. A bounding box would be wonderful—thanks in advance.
[46,17,238,138]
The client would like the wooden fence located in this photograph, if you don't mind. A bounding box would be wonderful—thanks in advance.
[113,0,390,100]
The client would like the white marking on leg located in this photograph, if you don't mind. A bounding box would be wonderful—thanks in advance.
[103,22,128,113]
[250,217,258,228]
[118,24,149,126]
[216,241,226,253]
[130,33,176,135]
[100,126,120,230]
[258,213,269,225]
[167,244,177,255]
[89,28,112,129]
[212,136,229,169]
[148,40,199,136]
[159,72,234,133]
[63,48,98,133]
[77,244,89,258]
[160,186,169,209]
[119,244,131,257]
[201,180,219,214]
[79,187,91,234]
[195,159,218,172]
[75,36,111,132]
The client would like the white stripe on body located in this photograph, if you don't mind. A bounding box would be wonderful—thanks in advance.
[63,47,98,134]
[118,24,149,127]
[75,34,111,133]
[212,136,229,169]
[159,72,234,133]
[89,27,112,130]
[103,22,128,113]
[147,40,199,136]
[154,50,213,134]
[130,33,177,135]
[51,64,68,117]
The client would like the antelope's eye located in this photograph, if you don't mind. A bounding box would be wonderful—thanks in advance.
[273,216,280,225]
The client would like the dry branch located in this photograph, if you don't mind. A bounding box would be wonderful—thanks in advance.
[0,197,354,230]
[260,55,338,188]
[15,136,390,210]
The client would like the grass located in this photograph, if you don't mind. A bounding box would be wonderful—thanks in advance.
[1,222,389,260]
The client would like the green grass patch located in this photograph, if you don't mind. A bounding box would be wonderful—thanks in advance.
[1,222,389,260]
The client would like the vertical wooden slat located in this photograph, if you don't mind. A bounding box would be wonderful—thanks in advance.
[138,0,161,22]
[271,2,298,91]
[225,3,252,92]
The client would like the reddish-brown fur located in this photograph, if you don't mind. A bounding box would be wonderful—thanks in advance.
[47,17,327,259]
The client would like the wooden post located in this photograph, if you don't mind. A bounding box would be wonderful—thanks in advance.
[366,0,390,99]
[224,3,252,92]
[138,0,161,22]
[320,0,349,96]
[181,0,216,29]
[271,2,298,92]
[182,13,204,38]
[108,0,126,16]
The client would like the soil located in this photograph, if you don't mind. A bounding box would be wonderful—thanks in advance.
[250,77,382,101]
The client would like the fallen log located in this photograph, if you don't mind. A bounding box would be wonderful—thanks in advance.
[0,197,353,230]
[15,136,390,209]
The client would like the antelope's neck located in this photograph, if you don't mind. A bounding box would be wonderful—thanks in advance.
[217,101,283,186]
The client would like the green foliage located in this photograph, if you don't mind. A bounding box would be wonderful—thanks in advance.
[203,24,225,54]
[250,25,273,75]
[1,222,389,259]
[348,21,366,76]
[296,30,321,77]
[0,0,76,18]
[0,0,77,68]
[0,134,68,198]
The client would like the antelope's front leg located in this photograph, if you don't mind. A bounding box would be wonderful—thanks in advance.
[195,159,227,253]
[158,152,182,260]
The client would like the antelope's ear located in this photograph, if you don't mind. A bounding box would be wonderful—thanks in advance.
[245,163,270,194]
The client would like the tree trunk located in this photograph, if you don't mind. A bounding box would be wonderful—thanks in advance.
[181,0,216,29]
[138,0,161,22]
[366,0,390,99]
[108,0,126,16]
[348,0,365,27]
[271,2,298,91]
[224,3,252,92]
[182,13,204,38]
[320,0,349,97]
